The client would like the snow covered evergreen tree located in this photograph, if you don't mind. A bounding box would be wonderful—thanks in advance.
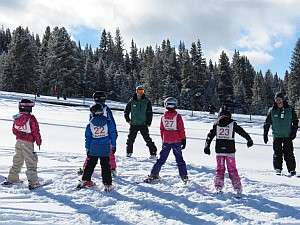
[0,26,38,93]
[217,51,234,110]
[288,38,300,104]
[44,27,78,98]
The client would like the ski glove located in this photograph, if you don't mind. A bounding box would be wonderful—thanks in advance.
[204,146,210,155]
[112,146,116,154]
[290,130,297,140]
[181,139,186,150]
[290,133,297,140]
[263,133,268,144]
[247,139,253,148]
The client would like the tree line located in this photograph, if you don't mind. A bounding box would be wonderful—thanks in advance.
[1,25,300,115]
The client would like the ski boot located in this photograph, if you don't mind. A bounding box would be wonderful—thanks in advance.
[275,169,282,176]
[28,181,41,190]
[2,179,23,186]
[289,171,296,176]
[181,175,189,184]
[77,168,83,175]
[111,169,117,177]
[126,153,132,158]
[104,184,113,192]
[144,175,160,184]
[77,180,95,189]
[215,186,223,194]
[149,154,157,160]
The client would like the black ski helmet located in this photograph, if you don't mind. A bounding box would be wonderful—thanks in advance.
[19,99,35,113]
[90,103,104,116]
[218,106,231,119]
[164,97,177,110]
[93,91,106,104]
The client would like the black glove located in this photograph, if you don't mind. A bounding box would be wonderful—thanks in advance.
[290,130,297,140]
[263,133,268,144]
[290,133,297,140]
[204,146,210,155]
[181,139,186,150]
[247,139,253,148]
[112,146,116,154]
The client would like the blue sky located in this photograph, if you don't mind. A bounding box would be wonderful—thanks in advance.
[1,0,300,78]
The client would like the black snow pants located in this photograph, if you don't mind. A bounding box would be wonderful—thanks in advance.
[126,125,157,155]
[273,138,296,172]
[82,155,112,185]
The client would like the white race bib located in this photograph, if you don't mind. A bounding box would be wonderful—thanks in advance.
[14,119,31,134]
[162,114,177,130]
[216,122,234,140]
[90,123,108,138]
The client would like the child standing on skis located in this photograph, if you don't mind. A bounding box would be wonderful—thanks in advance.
[79,91,118,177]
[78,103,117,191]
[3,99,42,190]
[145,97,188,183]
[204,106,253,194]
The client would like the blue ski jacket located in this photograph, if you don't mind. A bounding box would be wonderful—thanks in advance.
[85,114,117,157]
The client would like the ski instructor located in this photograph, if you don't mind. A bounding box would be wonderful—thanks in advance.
[263,92,298,176]
[124,84,157,158]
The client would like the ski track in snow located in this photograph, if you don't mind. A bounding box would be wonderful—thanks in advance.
[1,151,300,225]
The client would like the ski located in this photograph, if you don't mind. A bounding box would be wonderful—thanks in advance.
[29,180,52,190]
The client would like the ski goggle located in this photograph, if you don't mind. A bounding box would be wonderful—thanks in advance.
[136,88,145,95]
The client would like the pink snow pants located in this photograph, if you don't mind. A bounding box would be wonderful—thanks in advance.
[214,155,242,191]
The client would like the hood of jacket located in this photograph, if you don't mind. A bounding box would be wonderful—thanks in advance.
[216,117,234,127]
[163,109,177,119]
[13,113,31,126]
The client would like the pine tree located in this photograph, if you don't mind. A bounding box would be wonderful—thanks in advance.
[288,38,300,104]
[252,71,267,115]
[130,39,140,83]
[1,26,38,93]
[44,27,78,98]
[37,26,51,94]
[114,28,123,64]
[217,51,234,109]
[264,69,274,107]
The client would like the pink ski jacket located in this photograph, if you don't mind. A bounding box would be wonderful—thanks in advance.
[12,113,42,145]
[160,110,185,143]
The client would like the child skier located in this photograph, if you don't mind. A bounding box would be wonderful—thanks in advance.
[204,106,253,194]
[144,97,188,183]
[2,99,42,190]
[79,91,118,177]
[78,103,117,191]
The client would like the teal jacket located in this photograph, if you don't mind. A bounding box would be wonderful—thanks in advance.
[124,94,153,126]
[264,103,298,138]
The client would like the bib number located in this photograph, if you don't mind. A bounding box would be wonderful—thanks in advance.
[216,123,234,140]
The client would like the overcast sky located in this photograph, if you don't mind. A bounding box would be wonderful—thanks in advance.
[1,0,300,76]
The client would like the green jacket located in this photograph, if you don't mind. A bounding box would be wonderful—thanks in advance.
[264,104,298,138]
[124,94,153,126]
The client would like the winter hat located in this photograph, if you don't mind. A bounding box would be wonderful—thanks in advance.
[19,99,35,113]
[90,103,104,116]
[164,97,177,110]
[218,106,231,119]
[274,92,284,100]
[136,84,145,94]
[93,91,106,104]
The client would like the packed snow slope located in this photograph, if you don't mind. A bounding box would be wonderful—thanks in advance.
[0,91,299,225]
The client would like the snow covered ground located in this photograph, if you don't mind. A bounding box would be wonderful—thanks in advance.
[0,91,300,225]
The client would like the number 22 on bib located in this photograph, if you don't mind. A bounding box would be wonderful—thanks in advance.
[90,123,108,138]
